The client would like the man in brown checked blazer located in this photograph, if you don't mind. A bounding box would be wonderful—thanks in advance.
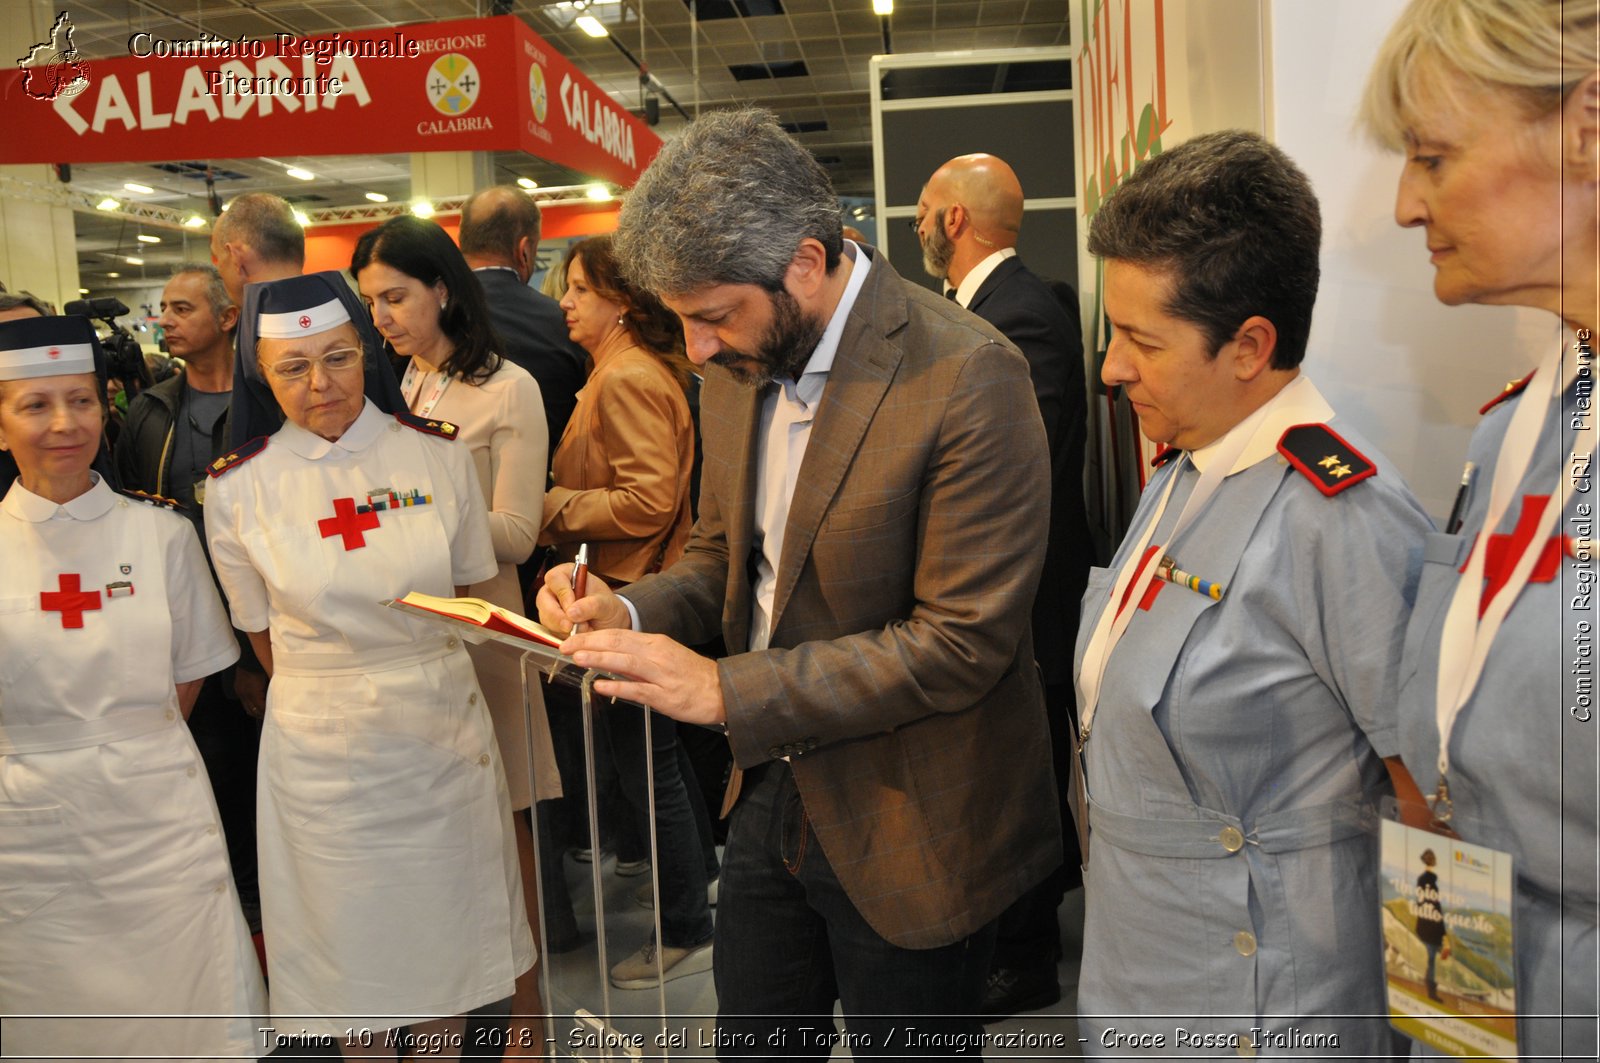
[539,109,1060,1058]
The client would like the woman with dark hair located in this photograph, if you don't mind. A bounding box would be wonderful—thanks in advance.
[540,234,717,989]
[352,217,559,1049]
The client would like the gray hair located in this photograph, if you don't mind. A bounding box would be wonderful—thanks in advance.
[169,262,232,321]
[214,192,304,266]
[1087,130,1321,371]
[1361,0,1598,151]
[0,291,54,316]
[614,107,842,296]
[459,186,541,260]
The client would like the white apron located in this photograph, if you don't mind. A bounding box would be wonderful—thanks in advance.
[0,477,265,1062]
[204,402,534,1034]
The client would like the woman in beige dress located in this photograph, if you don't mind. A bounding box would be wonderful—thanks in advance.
[353,216,558,1054]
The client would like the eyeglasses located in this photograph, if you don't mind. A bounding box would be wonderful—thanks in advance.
[262,347,363,381]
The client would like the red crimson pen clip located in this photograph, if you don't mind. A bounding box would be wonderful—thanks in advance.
[571,543,589,635]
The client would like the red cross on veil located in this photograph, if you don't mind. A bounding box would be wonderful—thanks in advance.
[318,497,380,550]
[1466,494,1569,618]
[41,573,103,628]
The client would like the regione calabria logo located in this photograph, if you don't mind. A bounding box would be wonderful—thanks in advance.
[426,53,479,116]
[17,11,91,101]
[528,62,548,124]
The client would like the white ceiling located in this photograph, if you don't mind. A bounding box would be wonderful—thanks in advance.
[35,0,1070,291]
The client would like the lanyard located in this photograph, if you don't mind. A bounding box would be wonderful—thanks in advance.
[1431,336,1593,812]
[401,359,453,417]
[1077,397,1278,741]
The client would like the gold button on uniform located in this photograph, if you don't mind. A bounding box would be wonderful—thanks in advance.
[478,754,490,766]
[164,709,175,721]
[1234,930,1257,956]
[186,765,197,778]
[468,692,478,705]
[446,637,459,650]
[1218,826,1244,852]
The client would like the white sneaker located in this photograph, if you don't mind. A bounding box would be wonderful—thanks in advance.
[609,938,714,989]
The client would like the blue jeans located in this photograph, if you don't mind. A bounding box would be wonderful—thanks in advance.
[599,704,716,949]
[714,761,996,1060]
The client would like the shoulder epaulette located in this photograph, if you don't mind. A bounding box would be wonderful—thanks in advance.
[1150,445,1183,468]
[1277,423,1376,497]
[395,411,459,439]
[206,435,268,478]
[1479,371,1534,416]
[118,488,183,510]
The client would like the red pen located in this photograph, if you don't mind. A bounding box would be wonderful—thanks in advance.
[571,543,589,634]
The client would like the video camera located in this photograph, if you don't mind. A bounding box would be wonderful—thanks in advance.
[64,296,150,392]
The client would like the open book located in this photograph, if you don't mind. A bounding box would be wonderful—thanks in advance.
[393,591,563,648]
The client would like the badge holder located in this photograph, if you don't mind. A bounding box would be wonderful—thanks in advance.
[383,601,675,1058]
[1378,795,1518,1060]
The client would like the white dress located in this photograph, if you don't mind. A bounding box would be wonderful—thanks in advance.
[204,399,535,1034]
[0,475,266,1062]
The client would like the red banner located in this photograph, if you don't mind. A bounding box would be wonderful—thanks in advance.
[0,15,661,188]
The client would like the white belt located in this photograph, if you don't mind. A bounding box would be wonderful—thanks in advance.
[0,705,176,754]
[272,634,460,677]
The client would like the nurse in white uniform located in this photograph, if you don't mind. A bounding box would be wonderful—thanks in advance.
[205,273,534,1056]
[0,314,266,1061]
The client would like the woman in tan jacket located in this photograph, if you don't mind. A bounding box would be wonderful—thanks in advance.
[541,234,719,990]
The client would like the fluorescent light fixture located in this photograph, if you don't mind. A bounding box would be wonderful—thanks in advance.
[411,199,434,218]
[586,183,612,202]
[293,210,311,227]
[184,215,206,228]
[137,234,160,244]
[96,197,119,211]
[286,168,315,181]
[365,191,389,203]
[516,177,538,190]
[576,15,608,37]
[125,256,144,265]
[123,182,154,194]
[106,272,120,278]
[872,0,893,13]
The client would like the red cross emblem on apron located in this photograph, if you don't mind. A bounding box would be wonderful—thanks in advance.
[41,573,103,628]
[318,497,380,550]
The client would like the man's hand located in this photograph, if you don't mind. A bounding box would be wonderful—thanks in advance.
[560,628,726,728]
[233,665,268,720]
[536,563,632,636]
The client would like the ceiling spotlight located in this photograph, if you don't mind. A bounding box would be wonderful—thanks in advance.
[576,15,608,37]
[125,256,144,265]
[286,168,315,181]
[293,210,311,227]
[78,287,89,295]
[365,191,389,203]
[123,182,154,194]
[411,199,435,218]
[183,215,206,228]
[872,0,893,13]
[96,197,119,211]
[517,177,538,190]
[586,183,612,202]
[107,272,120,278]
[137,234,161,244]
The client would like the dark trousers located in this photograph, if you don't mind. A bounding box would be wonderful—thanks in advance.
[714,761,996,1061]
[187,670,262,928]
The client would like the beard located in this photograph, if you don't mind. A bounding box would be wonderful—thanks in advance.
[920,208,955,281]
[709,287,827,389]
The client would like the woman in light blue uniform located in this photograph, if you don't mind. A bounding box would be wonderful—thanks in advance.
[1362,0,1597,1054]
[1073,131,1432,1056]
